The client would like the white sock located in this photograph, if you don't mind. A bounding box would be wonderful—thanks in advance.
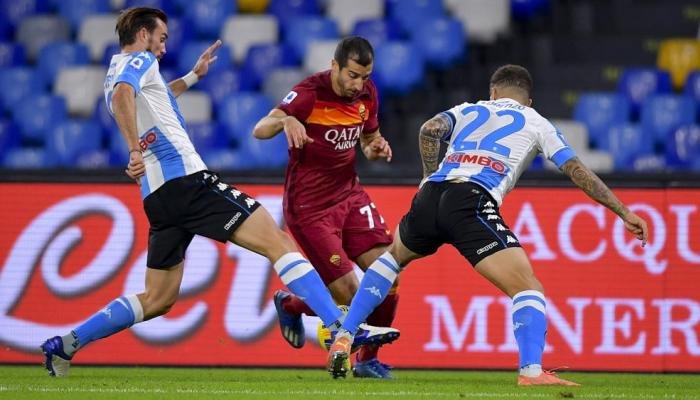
[520,364,543,377]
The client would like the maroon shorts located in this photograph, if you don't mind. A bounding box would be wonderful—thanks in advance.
[286,189,393,285]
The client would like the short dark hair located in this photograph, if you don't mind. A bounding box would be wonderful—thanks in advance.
[116,7,168,47]
[334,36,374,68]
[490,64,533,97]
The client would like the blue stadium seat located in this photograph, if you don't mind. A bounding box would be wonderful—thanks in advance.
[178,41,232,76]
[617,68,672,118]
[199,148,253,170]
[666,123,700,170]
[240,133,289,169]
[125,0,176,14]
[511,0,550,21]
[639,94,695,145]
[57,0,111,31]
[606,123,653,170]
[631,154,666,172]
[12,94,67,144]
[411,17,466,69]
[240,43,296,90]
[198,69,241,107]
[268,0,321,29]
[283,16,338,63]
[38,42,90,87]
[101,42,120,66]
[93,100,117,133]
[0,0,50,30]
[0,42,26,68]
[188,122,228,153]
[75,149,111,169]
[0,67,43,114]
[217,92,273,147]
[351,19,403,48]
[158,17,192,69]
[684,70,700,120]
[0,118,20,156]
[573,93,631,149]
[159,68,179,84]
[373,41,425,94]
[183,0,236,39]
[108,125,129,166]
[387,0,445,37]
[46,119,103,166]
[2,147,52,168]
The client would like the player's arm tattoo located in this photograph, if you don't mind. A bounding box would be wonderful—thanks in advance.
[419,114,450,177]
[561,157,628,217]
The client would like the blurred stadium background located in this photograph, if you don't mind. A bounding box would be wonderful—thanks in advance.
[0,0,698,177]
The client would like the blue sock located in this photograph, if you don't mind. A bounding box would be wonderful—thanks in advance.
[342,252,400,335]
[274,252,343,327]
[512,290,547,369]
[71,294,144,353]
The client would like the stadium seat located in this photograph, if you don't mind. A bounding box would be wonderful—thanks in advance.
[221,15,278,63]
[447,0,510,44]
[283,16,339,63]
[573,92,631,149]
[78,14,119,62]
[666,123,700,170]
[303,40,337,73]
[158,17,193,69]
[240,43,296,90]
[217,92,273,146]
[237,0,270,13]
[373,41,425,94]
[188,122,227,153]
[182,0,236,39]
[199,148,252,170]
[16,16,71,61]
[101,42,121,66]
[0,118,19,156]
[0,67,43,115]
[351,19,403,48]
[0,13,11,41]
[0,42,26,68]
[12,94,67,144]
[124,0,176,14]
[606,123,653,170]
[326,0,384,35]
[577,150,614,173]
[617,68,672,118]
[38,42,90,87]
[46,119,103,167]
[93,100,117,133]
[178,41,232,76]
[75,149,111,169]
[0,0,50,31]
[388,0,445,37]
[57,0,111,31]
[54,66,106,117]
[108,125,129,166]
[657,38,700,90]
[639,94,695,145]
[268,0,321,29]
[198,69,241,107]
[175,91,212,123]
[240,131,289,168]
[550,119,589,154]
[632,153,665,172]
[2,147,51,169]
[262,67,306,105]
[411,17,466,69]
[684,70,700,119]
[511,0,550,21]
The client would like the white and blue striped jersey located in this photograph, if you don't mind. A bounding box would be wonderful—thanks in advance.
[104,51,206,199]
[427,98,575,205]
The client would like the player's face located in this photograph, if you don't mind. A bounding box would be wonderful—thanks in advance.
[333,58,372,98]
[146,18,168,60]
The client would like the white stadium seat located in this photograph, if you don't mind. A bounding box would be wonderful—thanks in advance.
[176,91,212,123]
[262,67,307,104]
[79,14,119,62]
[551,119,590,154]
[446,0,510,44]
[303,40,338,74]
[54,66,106,117]
[221,15,278,64]
[326,0,384,35]
[17,16,71,61]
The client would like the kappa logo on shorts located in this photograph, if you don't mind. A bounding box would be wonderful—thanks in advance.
[329,254,341,266]
[507,235,519,244]
[224,212,242,231]
[245,198,256,208]
[496,223,507,231]
[231,189,241,199]
[483,201,494,208]
[482,208,496,214]
[476,241,499,255]
[487,214,500,220]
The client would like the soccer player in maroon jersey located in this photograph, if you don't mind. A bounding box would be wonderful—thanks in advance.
[253,36,398,378]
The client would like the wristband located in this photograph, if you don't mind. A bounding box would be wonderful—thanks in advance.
[182,71,199,88]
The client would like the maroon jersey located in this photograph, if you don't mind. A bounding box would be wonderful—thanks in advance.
[277,70,380,216]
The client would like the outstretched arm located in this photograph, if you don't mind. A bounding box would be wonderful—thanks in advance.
[419,114,451,179]
[253,108,313,149]
[560,157,648,245]
[169,39,221,97]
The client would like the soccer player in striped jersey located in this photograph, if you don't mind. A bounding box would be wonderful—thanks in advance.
[327,65,649,384]
[40,7,398,378]
[253,37,399,378]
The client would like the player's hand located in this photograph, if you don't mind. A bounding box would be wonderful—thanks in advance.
[125,151,145,186]
[282,116,314,149]
[622,210,648,247]
[368,136,392,162]
[192,39,222,78]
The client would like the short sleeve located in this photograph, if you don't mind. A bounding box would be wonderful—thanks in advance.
[362,80,379,134]
[437,103,464,142]
[277,83,315,122]
[540,120,576,168]
[114,51,157,95]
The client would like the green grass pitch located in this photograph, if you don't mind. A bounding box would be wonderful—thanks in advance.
[1,365,698,399]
